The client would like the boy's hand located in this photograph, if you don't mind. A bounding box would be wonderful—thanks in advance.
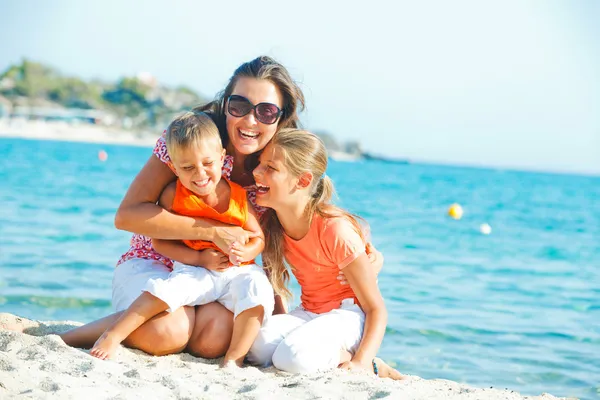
[197,249,230,272]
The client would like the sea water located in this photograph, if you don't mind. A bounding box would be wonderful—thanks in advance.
[0,137,598,399]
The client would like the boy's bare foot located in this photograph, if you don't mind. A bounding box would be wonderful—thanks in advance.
[373,357,405,380]
[220,358,243,369]
[89,331,121,360]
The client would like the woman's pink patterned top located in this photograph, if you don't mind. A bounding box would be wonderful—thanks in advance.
[117,135,267,268]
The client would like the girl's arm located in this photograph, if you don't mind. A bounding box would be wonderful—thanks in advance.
[341,253,388,370]
[227,203,265,264]
[114,155,257,251]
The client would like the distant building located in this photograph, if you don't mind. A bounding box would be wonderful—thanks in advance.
[0,95,12,118]
[10,106,115,125]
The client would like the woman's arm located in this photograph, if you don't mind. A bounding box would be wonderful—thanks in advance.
[152,239,229,270]
[114,155,257,251]
[337,242,384,285]
[340,253,388,370]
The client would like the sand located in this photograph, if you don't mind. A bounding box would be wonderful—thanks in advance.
[0,313,566,400]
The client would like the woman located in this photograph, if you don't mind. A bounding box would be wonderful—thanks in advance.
[60,56,383,358]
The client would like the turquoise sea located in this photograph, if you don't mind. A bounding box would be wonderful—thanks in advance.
[0,137,598,399]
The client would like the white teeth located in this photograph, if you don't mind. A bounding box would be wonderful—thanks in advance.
[194,179,209,186]
[255,183,270,193]
[240,129,259,138]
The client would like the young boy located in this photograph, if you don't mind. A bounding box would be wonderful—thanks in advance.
[90,111,274,367]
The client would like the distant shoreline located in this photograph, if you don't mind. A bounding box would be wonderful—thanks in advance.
[1,119,597,178]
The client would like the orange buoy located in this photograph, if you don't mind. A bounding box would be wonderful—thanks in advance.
[98,150,108,162]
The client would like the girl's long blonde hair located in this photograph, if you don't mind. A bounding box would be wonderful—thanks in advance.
[261,129,367,300]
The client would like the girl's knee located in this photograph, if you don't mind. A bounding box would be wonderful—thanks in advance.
[272,340,317,374]
[247,328,277,367]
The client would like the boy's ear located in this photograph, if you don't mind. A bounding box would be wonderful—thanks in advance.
[221,149,226,160]
[297,172,313,189]
[167,161,178,176]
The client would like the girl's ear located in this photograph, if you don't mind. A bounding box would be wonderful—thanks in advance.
[297,172,313,189]
[221,148,226,161]
[167,161,178,176]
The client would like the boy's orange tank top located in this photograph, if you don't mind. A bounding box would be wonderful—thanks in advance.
[171,178,253,265]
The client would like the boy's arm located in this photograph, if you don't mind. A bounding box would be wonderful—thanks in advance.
[151,181,200,265]
[228,203,265,264]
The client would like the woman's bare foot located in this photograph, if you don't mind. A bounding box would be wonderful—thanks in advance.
[89,331,121,360]
[373,357,405,380]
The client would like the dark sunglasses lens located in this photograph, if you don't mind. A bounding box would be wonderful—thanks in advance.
[228,97,252,117]
[255,103,280,124]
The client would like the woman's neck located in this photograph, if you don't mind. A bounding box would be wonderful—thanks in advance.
[275,198,312,240]
[227,144,254,186]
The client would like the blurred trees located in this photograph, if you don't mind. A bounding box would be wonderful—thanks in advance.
[0,59,208,127]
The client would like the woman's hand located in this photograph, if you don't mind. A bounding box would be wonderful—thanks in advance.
[337,243,384,285]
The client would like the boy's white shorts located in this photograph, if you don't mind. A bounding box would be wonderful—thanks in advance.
[112,258,274,319]
[144,262,274,319]
[112,258,172,312]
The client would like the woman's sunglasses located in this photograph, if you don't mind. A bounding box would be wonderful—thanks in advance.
[227,95,283,125]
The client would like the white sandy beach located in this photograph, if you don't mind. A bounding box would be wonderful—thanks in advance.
[0,119,156,147]
[0,313,565,400]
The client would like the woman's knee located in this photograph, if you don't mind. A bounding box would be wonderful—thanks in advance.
[186,302,234,359]
[124,306,195,356]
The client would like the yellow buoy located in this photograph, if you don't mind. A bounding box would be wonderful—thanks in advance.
[448,203,463,220]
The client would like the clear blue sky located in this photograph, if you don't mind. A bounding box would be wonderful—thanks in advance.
[1,0,598,174]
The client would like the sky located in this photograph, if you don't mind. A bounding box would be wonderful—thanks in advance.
[1,0,599,175]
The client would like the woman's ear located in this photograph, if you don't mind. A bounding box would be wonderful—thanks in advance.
[297,171,313,189]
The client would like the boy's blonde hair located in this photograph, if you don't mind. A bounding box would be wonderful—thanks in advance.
[165,111,222,161]
[261,129,367,301]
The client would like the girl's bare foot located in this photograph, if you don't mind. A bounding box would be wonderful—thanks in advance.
[373,357,405,380]
[89,332,121,360]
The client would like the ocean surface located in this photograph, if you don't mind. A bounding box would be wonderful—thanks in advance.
[0,137,598,399]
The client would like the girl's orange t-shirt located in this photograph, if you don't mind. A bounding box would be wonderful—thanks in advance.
[283,214,367,314]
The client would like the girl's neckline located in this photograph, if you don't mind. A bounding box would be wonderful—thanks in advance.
[283,214,320,243]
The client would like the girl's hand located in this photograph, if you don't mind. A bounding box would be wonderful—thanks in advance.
[338,359,373,374]
[337,243,384,285]
[196,249,230,272]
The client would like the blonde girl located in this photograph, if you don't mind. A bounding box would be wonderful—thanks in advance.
[246,129,402,379]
